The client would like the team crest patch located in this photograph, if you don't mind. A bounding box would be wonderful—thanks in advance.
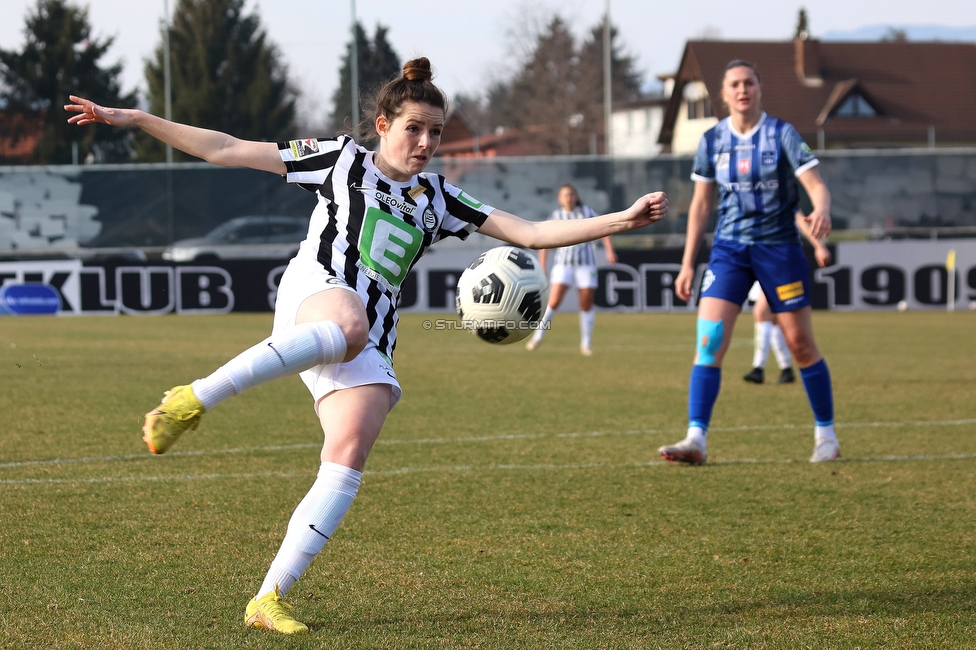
[762,151,776,166]
[776,281,804,301]
[737,158,751,175]
[289,138,319,159]
[422,207,437,232]
[701,269,716,294]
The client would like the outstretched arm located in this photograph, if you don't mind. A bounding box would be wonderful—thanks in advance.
[477,192,667,249]
[64,95,286,174]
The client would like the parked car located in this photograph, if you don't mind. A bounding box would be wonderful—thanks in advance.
[162,216,309,262]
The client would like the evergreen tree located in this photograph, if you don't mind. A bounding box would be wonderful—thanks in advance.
[328,23,401,142]
[498,17,579,154]
[494,15,642,155]
[0,0,136,164]
[795,8,809,38]
[140,0,297,162]
[576,21,643,152]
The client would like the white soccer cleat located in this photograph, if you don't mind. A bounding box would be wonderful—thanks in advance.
[810,439,841,463]
[525,337,542,351]
[658,437,707,465]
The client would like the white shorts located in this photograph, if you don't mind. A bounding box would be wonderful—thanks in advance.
[747,280,763,303]
[550,263,598,289]
[272,257,402,414]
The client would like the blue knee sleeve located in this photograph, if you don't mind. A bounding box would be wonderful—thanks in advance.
[696,318,724,365]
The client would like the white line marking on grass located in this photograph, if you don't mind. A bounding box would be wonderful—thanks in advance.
[0,443,320,469]
[3,453,976,486]
[2,418,975,471]
[0,471,313,485]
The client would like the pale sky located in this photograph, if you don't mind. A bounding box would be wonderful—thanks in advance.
[3,0,975,124]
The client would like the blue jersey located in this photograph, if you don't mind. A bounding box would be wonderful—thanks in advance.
[691,113,818,245]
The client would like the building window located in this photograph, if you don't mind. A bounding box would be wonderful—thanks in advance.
[687,96,712,120]
[833,93,877,118]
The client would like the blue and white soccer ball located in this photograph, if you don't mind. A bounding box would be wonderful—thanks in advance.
[455,246,549,344]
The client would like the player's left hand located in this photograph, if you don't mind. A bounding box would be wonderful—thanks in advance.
[65,95,136,128]
[626,192,668,229]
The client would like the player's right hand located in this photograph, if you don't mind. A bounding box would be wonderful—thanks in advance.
[675,264,695,302]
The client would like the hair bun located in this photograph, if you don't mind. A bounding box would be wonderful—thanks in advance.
[402,57,433,83]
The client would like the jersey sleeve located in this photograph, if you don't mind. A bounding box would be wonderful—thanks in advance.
[690,129,716,183]
[277,136,347,190]
[436,180,495,241]
[780,124,819,177]
[582,205,599,219]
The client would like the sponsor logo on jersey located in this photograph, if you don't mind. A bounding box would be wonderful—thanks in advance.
[762,151,776,166]
[722,180,780,192]
[355,187,418,217]
[734,143,755,152]
[358,207,423,294]
[289,138,319,159]
[716,153,729,168]
[422,207,437,232]
[737,159,751,175]
[776,280,804,301]
[800,142,813,154]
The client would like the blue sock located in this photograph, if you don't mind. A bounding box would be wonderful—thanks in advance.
[800,358,834,426]
[688,365,722,430]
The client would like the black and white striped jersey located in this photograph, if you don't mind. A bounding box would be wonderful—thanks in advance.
[278,135,494,359]
[548,205,599,266]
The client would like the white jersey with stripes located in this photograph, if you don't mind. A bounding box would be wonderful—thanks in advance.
[278,135,494,359]
[548,204,599,266]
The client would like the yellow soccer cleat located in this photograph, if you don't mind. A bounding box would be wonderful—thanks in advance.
[245,586,309,634]
[142,385,206,454]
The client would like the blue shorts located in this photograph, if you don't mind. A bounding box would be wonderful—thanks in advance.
[699,240,811,313]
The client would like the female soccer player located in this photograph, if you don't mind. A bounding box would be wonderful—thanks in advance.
[656,59,839,466]
[66,58,668,635]
[524,183,617,355]
[743,212,832,385]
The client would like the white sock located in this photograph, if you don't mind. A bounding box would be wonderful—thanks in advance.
[579,308,595,349]
[257,462,362,599]
[686,425,707,446]
[770,325,792,370]
[815,424,838,444]
[192,321,346,410]
[531,306,556,342]
[752,321,772,369]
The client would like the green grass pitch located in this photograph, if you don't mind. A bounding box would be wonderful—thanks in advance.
[1,310,974,649]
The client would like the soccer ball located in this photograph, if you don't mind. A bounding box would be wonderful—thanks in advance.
[455,246,549,344]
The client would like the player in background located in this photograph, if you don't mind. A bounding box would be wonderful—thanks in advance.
[743,212,832,384]
[656,59,839,466]
[66,58,668,635]
[525,183,617,355]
